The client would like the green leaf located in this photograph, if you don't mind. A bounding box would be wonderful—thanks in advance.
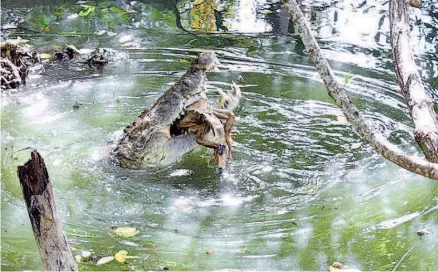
[109,5,124,14]
[42,16,50,26]
[120,13,130,24]
[54,8,64,17]
[344,73,350,84]
[79,5,95,17]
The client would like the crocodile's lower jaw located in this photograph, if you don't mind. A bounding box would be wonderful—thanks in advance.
[140,132,198,167]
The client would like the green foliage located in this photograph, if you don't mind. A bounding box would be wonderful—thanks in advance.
[344,73,350,84]
[79,5,95,17]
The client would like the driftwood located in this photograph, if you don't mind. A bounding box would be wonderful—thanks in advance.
[17,151,78,271]
[1,40,39,90]
[389,0,438,162]
[284,0,438,180]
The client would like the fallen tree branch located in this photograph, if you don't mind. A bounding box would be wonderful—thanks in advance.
[17,151,78,271]
[284,0,438,180]
[389,0,438,162]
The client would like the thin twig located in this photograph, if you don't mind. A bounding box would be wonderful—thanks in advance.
[392,246,414,272]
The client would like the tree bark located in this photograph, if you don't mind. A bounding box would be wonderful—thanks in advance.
[389,0,438,162]
[284,0,438,180]
[17,151,78,271]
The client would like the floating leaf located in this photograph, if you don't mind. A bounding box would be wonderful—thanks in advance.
[417,228,430,236]
[81,250,92,258]
[79,5,95,17]
[114,250,127,263]
[53,159,63,166]
[6,38,29,44]
[42,17,50,25]
[40,53,52,59]
[344,74,350,84]
[54,8,65,17]
[2,24,17,29]
[74,254,81,263]
[329,262,361,272]
[259,9,273,14]
[97,256,114,265]
[350,143,362,150]
[113,227,139,238]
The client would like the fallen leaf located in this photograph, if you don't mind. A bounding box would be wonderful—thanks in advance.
[40,53,53,59]
[114,251,127,263]
[350,143,362,150]
[53,159,63,166]
[206,249,215,254]
[417,228,430,236]
[113,227,139,238]
[259,9,273,14]
[97,256,114,265]
[74,254,81,263]
[81,250,92,258]
[344,74,350,84]
[329,262,361,272]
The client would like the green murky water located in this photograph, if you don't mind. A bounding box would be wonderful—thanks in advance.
[1,0,438,270]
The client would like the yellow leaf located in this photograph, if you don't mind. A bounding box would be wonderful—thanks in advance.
[74,255,81,263]
[113,227,139,238]
[96,256,114,265]
[40,53,53,59]
[114,251,127,263]
[259,9,273,14]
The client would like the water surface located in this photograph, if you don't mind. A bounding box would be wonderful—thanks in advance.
[1,0,438,270]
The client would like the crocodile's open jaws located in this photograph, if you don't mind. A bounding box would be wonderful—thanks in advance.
[112,52,240,170]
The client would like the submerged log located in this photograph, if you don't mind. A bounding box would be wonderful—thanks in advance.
[389,0,438,162]
[17,151,77,271]
[284,0,438,180]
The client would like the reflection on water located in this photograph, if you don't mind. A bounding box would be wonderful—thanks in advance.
[1,0,438,271]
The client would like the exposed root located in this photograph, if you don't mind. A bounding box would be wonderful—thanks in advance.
[1,40,39,91]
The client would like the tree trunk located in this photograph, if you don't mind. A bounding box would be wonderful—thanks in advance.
[284,0,438,180]
[17,151,78,271]
[389,0,438,162]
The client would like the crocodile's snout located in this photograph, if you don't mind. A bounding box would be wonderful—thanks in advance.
[192,52,220,71]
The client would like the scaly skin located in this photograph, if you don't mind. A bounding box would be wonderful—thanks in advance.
[112,52,220,168]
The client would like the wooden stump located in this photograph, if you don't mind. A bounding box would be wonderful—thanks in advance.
[17,151,77,271]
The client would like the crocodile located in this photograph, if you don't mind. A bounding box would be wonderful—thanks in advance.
[112,52,240,169]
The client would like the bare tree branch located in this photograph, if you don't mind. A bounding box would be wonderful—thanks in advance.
[389,0,438,162]
[284,0,438,180]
